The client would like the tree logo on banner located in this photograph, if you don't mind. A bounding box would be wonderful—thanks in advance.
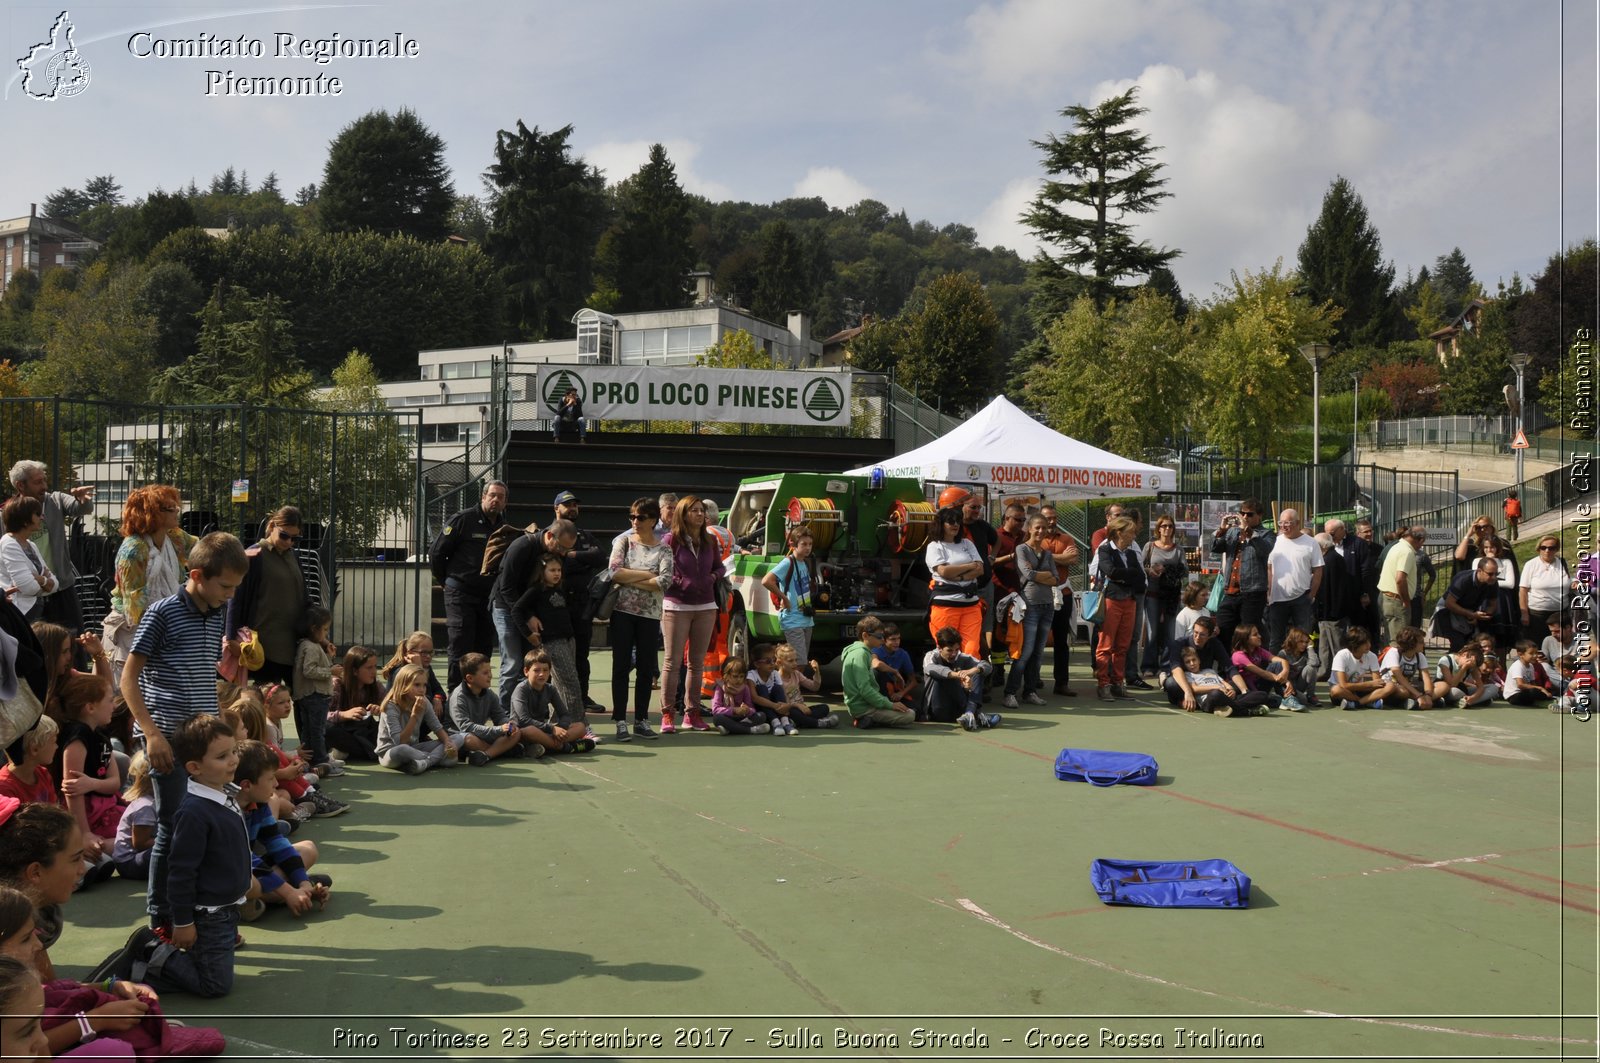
[801,378,845,423]
[541,369,585,415]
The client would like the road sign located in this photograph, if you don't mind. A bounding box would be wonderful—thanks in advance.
[1510,428,1530,449]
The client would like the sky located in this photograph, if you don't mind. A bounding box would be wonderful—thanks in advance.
[3,0,1596,306]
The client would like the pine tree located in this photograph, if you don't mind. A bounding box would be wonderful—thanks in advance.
[1295,176,1396,348]
[319,108,454,243]
[1020,87,1178,316]
[600,144,695,312]
[483,121,608,339]
[1431,247,1477,320]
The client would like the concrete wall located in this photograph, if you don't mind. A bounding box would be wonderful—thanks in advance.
[1367,445,1562,481]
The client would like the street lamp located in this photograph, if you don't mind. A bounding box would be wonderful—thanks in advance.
[1299,342,1334,522]
[1349,373,1360,472]
[1509,351,1532,486]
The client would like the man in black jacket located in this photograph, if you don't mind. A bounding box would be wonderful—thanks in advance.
[554,491,606,709]
[490,518,577,702]
[430,481,507,689]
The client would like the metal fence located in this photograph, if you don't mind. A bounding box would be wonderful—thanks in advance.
[0,395,426,652]
[1393,461,1580,562]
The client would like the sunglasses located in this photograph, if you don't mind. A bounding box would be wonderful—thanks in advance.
[629,513,650,521]
[1538,544,1559,551]
[277,531,302,543]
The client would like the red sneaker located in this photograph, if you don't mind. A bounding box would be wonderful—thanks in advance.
[684,710,712,731]
[660,711,677,734]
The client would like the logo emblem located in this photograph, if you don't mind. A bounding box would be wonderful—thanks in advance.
[1149,474,1161,491]
[801,378,845,423]
[966,465,981,480]
[18,11,91,101]
[540,369,585,414]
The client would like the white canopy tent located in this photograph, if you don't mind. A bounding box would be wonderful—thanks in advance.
[846,396,1172,499]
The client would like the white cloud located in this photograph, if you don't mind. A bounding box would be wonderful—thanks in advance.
[583,138,732,201]
[792,167,874,208]
[949,0,1226,95]
[972,176,1042,257]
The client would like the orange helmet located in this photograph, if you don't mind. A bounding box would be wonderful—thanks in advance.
[937,486,972,509]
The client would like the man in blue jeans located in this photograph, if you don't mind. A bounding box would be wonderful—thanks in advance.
[1265,508,1323,653]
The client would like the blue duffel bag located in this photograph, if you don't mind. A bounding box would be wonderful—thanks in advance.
[1053,748,1158,786]
[1090,858,1251,909]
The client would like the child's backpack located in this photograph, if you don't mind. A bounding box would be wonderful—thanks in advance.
[480,522,535,579]
[1090,858,1251,908]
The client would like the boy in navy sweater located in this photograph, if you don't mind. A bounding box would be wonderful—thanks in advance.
[235,740,330,916]
[137,714,250,997]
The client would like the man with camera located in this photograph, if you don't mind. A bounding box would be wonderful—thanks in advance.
[1208,499,1272,646]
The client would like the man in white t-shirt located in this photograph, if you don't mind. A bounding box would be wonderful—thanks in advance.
[1265,509,1324,654]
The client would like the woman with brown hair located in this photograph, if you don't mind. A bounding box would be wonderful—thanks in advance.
[0,498,54,623]
[103,485,194,683]
[226,506,314,686]
[659,495,721,734]
[1094,516,1146,701]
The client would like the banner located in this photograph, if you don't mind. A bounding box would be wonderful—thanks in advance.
[535,365,852,427]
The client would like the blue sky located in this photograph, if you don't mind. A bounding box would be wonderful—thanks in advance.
[4,0,1596,304]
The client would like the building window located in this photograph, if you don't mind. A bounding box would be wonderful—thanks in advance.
[440,361,490,380]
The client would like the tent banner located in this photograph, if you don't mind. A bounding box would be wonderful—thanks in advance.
[953,461,1168,494]
[535,365,851,427]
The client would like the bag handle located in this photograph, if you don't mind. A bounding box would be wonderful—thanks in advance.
[1082,769,1130,787]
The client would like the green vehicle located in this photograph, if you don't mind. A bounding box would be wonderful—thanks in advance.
[720,471,943,666]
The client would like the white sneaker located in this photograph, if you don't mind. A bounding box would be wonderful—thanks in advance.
[1024,692,1047,706]
[750,722,772,735]
[1003,694,1019,709]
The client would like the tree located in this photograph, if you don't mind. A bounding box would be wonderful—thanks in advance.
[483,121,608,340]
[1540,337,1596,436]
[106,191,197,263]
[324,351,414,551]
[1431,247,1477,320]
[319,108,454,243]
[1192,261,1340,458]
[134,261,205,366]
[1360,361,1442,417]
[153,288,312,406]
[751,221,810,322]
[258,171,283,200]
[449,194,490,244]
[1295,176,1396,348]
[25,262,159,403]
[82,175,122,207]
[591,144,696,312]
[294,183,318,207]
[895,272,1000,414]
[1032,288,1192,453]
[1442,298,1514,415]
[1512,239,1598,384]
[42,187,90,221]
[209,167,242,197]
[1020,87,1178,316]
[698,329,779,370]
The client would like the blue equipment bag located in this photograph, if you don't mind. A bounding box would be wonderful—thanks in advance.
[1054,748,1158,787]
[1090,858,1251,908]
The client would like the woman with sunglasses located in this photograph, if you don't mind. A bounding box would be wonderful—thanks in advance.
[1453,516,1497,576]
[608,497,673,741]
[925,506,985,658]
[1472,535,1520,650]
[226,505,313,686]
[1520,536,1576,643]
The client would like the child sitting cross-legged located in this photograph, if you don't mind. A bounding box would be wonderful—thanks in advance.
[842,616,916,729]
[111,752,155,880]
[447,653,525,766]
[871,623,920,712]
[1504,640,1561,707]
[1558,655,1593,714]
[1330,627,1386,710]
[746,644,791,730]
[1378,626,1435,710]
[1432,642,1496,707]
[509,650,593,755]
[710,657,774,735]
[233,740,330,921]
[376,664,465,775]
[773,645,837,728]
[921,626,995,730]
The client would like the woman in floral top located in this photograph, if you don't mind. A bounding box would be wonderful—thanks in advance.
[105,484,194,682]
[608,496,673,742]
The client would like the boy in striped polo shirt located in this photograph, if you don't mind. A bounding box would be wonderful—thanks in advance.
[119,532,249,930]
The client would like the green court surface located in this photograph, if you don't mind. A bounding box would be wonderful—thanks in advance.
[56,651,1598,1061]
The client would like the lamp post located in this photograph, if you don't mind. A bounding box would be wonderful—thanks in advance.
[1299,343,1334,522]
[1509,352,1531,487]
[1349,373,1360,472]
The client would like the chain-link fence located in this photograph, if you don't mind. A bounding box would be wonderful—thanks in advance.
[0,396,425,652]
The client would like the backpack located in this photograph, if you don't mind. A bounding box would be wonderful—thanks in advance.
[480,522,537,578]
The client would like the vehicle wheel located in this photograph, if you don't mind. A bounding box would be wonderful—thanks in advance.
[727,607,750,663]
